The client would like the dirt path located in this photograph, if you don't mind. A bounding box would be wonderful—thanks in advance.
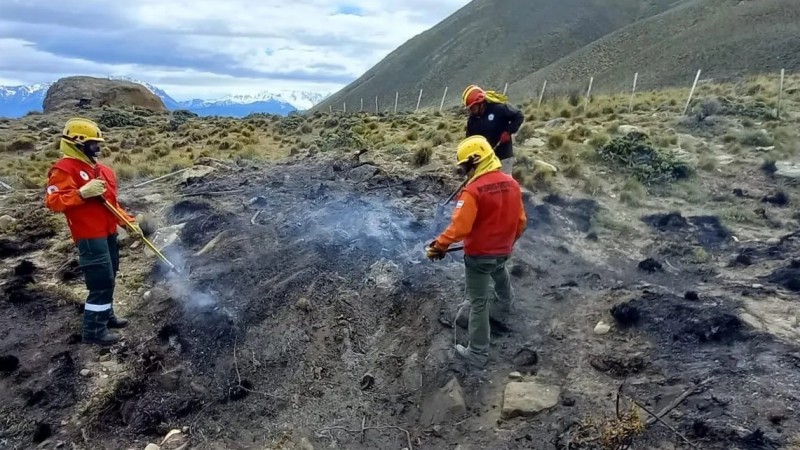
[2,154,800,450]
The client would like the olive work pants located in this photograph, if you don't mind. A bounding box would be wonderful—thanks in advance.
[464,255,512,358]
[77,235,120,340]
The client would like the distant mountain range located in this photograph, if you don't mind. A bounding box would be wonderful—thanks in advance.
[0,77,329,118]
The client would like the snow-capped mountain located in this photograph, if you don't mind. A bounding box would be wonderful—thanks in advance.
[0,79,328,118]
[0,84,50,118]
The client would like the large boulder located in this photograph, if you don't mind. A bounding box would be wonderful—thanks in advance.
[43,76,166,113]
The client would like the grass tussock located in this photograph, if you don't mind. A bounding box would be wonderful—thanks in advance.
[413,143,433,166]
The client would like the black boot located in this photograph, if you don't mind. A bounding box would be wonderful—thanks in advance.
[108,316,128,329]
[83,330,120,346]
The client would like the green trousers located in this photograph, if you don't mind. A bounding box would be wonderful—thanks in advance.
[464,255,512,357]
[77,235,120,339]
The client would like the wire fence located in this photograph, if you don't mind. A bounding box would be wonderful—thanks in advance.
[321,69,794,119]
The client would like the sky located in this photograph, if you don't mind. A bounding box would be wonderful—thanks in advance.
[0,0,470,100]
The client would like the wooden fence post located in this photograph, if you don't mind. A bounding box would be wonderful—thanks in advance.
[360,98,363,112]
[683,69,702,115]
[537,80,547,108]
[503,83,509,95]
[375,96,379,113]
[584,77,594,108]
[415,89,423,112]
[777,69,785,119]
[329,105,332,113]
[629,72,639,112]
[439,87,448,112]
[394,92,399,114]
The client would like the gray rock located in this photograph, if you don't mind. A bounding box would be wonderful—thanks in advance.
[420,377,466,426]
[295,297,313,312]
[348,164,379,182]
[179,165,215,184]
[545,118,566,128]
[80,369,91,377]
[142,194,163,204]
[594,321,611,335]
[0,215,16,233]
[509,371,524,381]
[151,223,185,249]
[766,238,781,246]
[401,352,422,390]
[524,138,546,148]
[144,444,161,450]
[618,125,644,135]
[502,381,561,419]
[776,161,800,179]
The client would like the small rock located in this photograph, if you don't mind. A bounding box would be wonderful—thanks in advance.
[684,291,699,301]
[79,369,91,377]
[593,321,611,335]
[431,425,443,437]
[179,165,215,184]
[509,371,524,381]
[637,258,663,273]
[181,426,189,434]
[420,377,467,426]
[766,238,781,246]
[545,118,566,128]
[501,381,561,419]
[247,196,268,207]
[143,194,163,204]
[775,160,800,180]
[160,429,187,449]
[99,354,111,362]
[144,444,161,450]
[768,410,787,425]
[618,125,643,135]
[0,214,17,232]
[130,241,142,250]
[360,373,375,390]
[296,297,312,312]
[562,397,576,407]
[524,138,546,148]
[752,284,764,289]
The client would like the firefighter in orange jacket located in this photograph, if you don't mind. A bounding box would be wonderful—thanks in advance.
[426,135,527,368]
[44,118,143,346]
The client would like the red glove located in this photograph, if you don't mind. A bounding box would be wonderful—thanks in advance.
[499,132,512,144]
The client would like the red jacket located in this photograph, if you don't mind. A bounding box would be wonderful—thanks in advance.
[436,170,526,256]
[44,158,133,242]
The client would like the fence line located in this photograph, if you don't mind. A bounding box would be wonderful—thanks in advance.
[323,69,792,118]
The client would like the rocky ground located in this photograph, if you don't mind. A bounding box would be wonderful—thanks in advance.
[1,75,800,450]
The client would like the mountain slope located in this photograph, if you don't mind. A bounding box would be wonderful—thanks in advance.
[509,0,800,98]
[313,0,682,112]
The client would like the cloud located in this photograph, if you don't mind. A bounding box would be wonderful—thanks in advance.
[0,0,470,99]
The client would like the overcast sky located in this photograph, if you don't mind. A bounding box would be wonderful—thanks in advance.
[0,0,469,100]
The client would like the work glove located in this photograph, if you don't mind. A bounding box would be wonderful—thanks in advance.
[126,222,144,240]
[499,132,512,144]
[79,179,107,199]
[425,240,446,261]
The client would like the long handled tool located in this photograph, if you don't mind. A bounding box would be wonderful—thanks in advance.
[102,199,178,273]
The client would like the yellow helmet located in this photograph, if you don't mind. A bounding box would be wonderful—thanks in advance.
[62,118,104,144]
[457,135,493,165]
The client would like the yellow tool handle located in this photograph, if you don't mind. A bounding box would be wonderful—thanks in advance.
[102,200,177,271]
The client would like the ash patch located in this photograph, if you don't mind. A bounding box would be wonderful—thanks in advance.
[765,263,800,292]
[643,212,730,249]
[168,199,213,222]
[542,194,598,233]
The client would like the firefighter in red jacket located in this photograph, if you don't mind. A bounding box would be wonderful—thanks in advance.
[45,118,143,346]
[426,135,527,368]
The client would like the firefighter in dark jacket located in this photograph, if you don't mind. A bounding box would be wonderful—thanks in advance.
[462,85,525,174]
[44,118,143,346]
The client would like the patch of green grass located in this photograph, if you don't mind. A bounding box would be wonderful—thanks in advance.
[582,175,604,196]
[9,137,36,152]
[301,124,313,134]
[671,180,710,205]
[590,208,636,237]
[719,207,763,226]
[739,130,774,147]
[547,133,565,149]
[692,247,711,264]
[413,143,433,166]
[516,124,536,142]
[606,122,620,134]
[567,125,591,142]
[563,161,583,179]
[405,130,419,142]
[588,132,610,148]
[619,178,646,207]
[698,154,717,171]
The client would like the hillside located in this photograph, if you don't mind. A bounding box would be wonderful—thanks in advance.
[1,75,800,449]
[43,76,167,113]
[510,0,800,98]
[314,0,682,112]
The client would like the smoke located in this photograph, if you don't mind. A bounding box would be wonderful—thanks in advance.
[159,245,222,313]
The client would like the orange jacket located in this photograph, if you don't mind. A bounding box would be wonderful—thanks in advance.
[44,158,133,242]
[435,170,526,257]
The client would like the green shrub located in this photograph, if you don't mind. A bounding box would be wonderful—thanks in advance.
[300,123,313,134]
[559,109,572,119]
[9,137,36,152]
[114,153,132,165]
[516,124,536,142]
[698,154,717,172]
[405,130,419,142]
[588,133,610,148]
[413,144,433,166]
[620,178,646,206]
[597,132,693,184]
[547,133,565,149]
[98,109,146,128]
[739,130,774,147]
[567,126,591,142]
